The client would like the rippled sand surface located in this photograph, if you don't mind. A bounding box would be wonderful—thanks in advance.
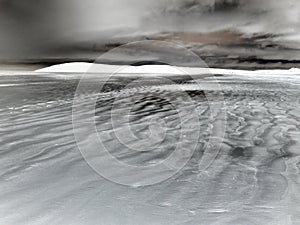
[1,72,300,225]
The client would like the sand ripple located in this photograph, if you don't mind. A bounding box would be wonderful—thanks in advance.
[0,73,300,224]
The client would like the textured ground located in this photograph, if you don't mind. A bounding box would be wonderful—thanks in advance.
[1,71,300,224]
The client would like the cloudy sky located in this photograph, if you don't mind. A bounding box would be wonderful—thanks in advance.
[0,0,299,61]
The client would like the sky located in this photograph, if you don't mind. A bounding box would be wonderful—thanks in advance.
[0,0,299,61]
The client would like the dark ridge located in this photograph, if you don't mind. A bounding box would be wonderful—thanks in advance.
[237,57,300,65]
[130,61,170,66]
